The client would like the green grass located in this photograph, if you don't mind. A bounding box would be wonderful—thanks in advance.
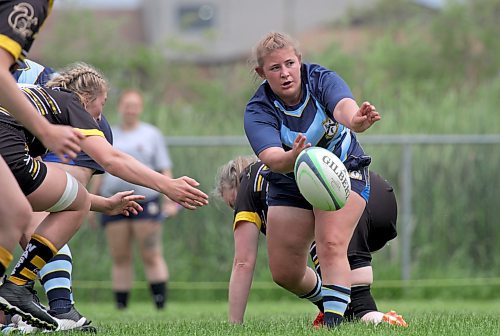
[64,300,500,335]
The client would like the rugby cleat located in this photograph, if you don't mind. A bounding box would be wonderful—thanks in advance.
[49,306,96,333]
[0,280,57,331]
[312,311,324,328]
[382,310,408,327]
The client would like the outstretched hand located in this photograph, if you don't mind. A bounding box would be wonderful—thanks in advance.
[104,190,145,216]
[163,176,209,210]
[40,124,85,162]
[350,101,381,133]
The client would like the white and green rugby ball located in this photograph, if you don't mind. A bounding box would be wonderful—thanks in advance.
[294,147,351,211]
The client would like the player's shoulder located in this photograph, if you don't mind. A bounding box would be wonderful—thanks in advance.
[246,82,276,111]
[137,122,162,134]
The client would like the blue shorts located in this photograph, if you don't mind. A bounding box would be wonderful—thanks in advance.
[266,153,371,210]
[101,196,164,226]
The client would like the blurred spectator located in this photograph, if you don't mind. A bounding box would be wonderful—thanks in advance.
[93,89,178,310]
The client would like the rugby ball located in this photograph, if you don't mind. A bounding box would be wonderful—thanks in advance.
[294,147,351,211]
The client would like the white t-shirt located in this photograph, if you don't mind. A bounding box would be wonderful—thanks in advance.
[100,122,172,200]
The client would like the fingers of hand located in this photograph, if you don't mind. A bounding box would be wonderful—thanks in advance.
[180,201,197,210]
[123,195,145,202]
[74,129,85,139]
[181,176,200,187]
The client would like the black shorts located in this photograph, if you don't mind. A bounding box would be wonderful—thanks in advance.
[348,171,398,263]
[0,0,52,67]
[101,196,164,226]
[0,122,47,195]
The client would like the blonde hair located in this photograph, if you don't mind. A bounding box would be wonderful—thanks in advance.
[214,155,257,198]
[46,62,108,105]
[252,32,301,68]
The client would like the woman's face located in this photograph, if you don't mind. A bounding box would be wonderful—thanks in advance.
[85,91,107,121]
[256,47,302,106]
[118,92,143,125]
[221,187,237,209]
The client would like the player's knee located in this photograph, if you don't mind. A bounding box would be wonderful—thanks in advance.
[316,239,348,260]
[114,252,132,266]
[7,198,32,233]
[270,267,303,289]
[46,172,90,214]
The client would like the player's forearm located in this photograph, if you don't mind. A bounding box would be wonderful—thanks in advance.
[228,260,256,324]
[103,152,170,193]
[333,98,361,131]
[89,193,110,213]
[258,148,295,174]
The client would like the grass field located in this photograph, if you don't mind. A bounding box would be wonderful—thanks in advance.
[68,299,500,335]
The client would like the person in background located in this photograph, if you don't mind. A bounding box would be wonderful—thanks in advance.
[94,89,178,310]
[215,156,407,327]
[244,32,380,328]
[0,0,83,299]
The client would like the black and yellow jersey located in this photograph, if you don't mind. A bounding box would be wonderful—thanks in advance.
[0,0,53,69]
[233,161,269,234]
[0,84,104,157]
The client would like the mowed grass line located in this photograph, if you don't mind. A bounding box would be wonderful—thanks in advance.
[68,300,499,336]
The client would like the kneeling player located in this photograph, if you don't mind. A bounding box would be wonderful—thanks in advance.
[215,156,407,327]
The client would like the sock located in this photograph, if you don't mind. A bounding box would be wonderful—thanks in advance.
[309,242,322,277]
[115,291,129,310]
[298,271,323,312]
[322,284,351,328]
[39,244,73,314]
[0,246,13,278]
[8,234,57,285]
[344,285,378,321]
[150,282,167,310]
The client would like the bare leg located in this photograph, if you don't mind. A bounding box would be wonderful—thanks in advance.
[266,206,316,295]
[105,220,133,309]
[133,220,168,309]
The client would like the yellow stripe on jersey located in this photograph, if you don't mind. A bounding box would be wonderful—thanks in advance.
[256,174,264,192]
[74,128,105,138]
[234,211,262,231]
[0,34,22,60]
[37,87,61,114]
[21,87,46,115]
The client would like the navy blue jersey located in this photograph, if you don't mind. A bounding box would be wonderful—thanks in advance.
[244,63,369,193]
[14,59,113,174]
[245,63,355,161]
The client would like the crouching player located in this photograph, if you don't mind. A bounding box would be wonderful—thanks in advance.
[215,156,407,327]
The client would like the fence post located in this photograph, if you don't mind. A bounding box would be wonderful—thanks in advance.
[400,144,413,281]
